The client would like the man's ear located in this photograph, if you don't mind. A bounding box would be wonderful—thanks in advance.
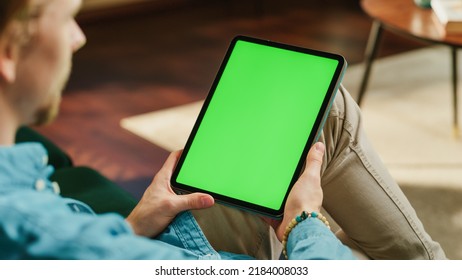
[0,33,19,83]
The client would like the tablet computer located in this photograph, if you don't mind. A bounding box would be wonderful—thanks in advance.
[171,36,347,218]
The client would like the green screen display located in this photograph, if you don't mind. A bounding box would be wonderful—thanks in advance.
[173,37,345,216]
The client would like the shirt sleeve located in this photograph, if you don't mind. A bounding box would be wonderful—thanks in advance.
[0,191,204,259]
[286,217,356,260]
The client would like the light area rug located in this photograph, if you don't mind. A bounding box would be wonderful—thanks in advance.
[121,100,204,152]
[343,46,462,190]
[121,46,462,259]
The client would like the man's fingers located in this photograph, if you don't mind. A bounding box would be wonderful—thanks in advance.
[175,193,215,212]
[300,142,325,181]
[308,142,325,169]
[159,150,183,175]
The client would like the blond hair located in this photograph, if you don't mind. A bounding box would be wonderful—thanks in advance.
[0,0,30,35]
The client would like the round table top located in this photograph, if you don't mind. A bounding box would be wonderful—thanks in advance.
[361,0,462,47]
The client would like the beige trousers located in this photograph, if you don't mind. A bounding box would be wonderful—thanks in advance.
[192,85,446,260]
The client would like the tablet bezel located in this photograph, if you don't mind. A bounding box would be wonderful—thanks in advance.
[171,35,347,218]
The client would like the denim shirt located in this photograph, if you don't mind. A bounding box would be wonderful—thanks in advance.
[0,143,354,260]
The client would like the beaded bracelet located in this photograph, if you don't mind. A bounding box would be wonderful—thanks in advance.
[282,211,331,259]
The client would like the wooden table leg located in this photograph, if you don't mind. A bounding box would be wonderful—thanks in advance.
[451,47,459,137]
[357,20,383,106]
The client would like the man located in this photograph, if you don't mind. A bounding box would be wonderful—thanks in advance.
[0,0,446,259]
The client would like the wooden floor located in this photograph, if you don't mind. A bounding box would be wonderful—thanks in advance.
[34,0,427,199]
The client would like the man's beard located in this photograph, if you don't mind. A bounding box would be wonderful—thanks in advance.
[33,94,61,126]
[32,63,71,126]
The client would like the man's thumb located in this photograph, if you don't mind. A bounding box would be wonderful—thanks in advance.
[176,193,215,211]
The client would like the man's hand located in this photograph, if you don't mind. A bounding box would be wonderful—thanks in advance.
[126,150,215,237]
[266,142,325,241]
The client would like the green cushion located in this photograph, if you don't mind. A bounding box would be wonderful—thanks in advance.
[51,167,137,217]
[15,126,73,169]
[15,126,137,217]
